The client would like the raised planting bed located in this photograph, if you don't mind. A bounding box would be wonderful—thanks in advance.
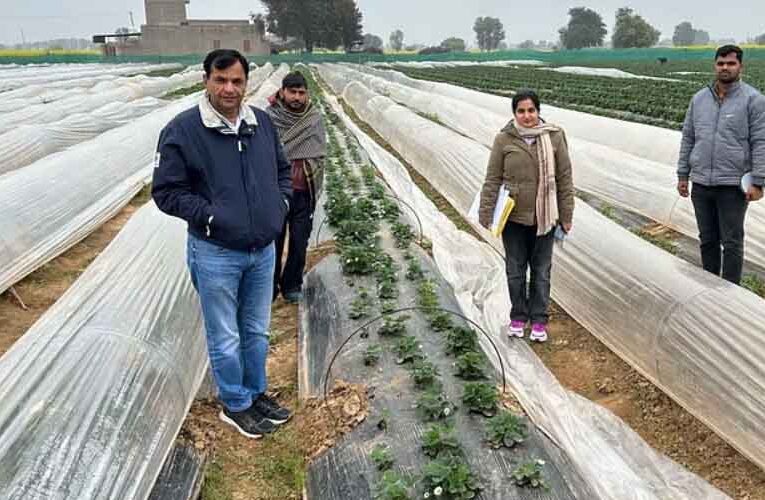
[297,87,593,499]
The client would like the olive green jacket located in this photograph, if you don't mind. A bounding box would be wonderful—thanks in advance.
[478,124,575,229]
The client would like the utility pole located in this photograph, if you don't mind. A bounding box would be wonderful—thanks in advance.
[20,27,26,47]
[129,11,136,30]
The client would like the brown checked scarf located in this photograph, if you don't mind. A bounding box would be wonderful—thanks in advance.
[266,95,327,206]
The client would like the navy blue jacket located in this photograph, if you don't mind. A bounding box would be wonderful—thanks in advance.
[152,104,292,250]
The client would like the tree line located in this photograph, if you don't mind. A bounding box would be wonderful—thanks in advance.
[259,0,759,53]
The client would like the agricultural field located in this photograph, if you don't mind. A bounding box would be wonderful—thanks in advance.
[2,52,765,500]
[396,59,765,129]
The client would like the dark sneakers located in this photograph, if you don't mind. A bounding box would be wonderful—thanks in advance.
[251,394,292,425]
[219,407,276,439]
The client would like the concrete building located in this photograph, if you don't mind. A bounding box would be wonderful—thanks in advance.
[104,0,269,56]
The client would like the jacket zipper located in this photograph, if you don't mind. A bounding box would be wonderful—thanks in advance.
[238,138,256,245]
[708,85,721,186]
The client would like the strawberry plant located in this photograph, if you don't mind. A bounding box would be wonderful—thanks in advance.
[340,243,380,275]
[378,278,399,300]
[350,288,374,320]
[428,312,453,332]
[417,280,439,310]
[364,344,383,366]
[391,222,415,249]
[325,190,354,226]
[374,253,398,282]
[378,315,410,337]
[422,423,461,458]
[405,257,425,281]
[375,253,399,300]
[381,197,401,222]
[371,444,395,471]
[462,382,498,417]
[337,218,379,246]
[373,471,413,500]
[445,327,479,356]
[510,460,548,490]
[453,352,486,380]
[416,388,454,421]
[410,359,440,388]
[421,456,481,500]
[361,164,377,186]
[369,183,387,201]
[381,299,397,314]
[485,411,528,449]
[394,335,423,365]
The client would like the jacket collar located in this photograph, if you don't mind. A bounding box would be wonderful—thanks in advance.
[199,94,258,134]
[708,80,743,101]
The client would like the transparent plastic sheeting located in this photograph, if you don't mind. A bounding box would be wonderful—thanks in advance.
[0,75,120,104]
[0,202,207,500]
[328,64,765,270]
[247,63,290,108]
[540,66,680,81]
[0,63,134,79]
[246,62,276,95]
[0,62,274,295]
[328,73,765,486]
[0,63,183,92]
[0,68,204,134]
[350,64,684,168]
[369,60,547,68]
[0,91,199,295]
[0,63,274,176]
[0,98,165,175]
[0,67,198,113]
[319,88,729,500]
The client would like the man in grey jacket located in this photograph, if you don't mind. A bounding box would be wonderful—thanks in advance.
[677,45,765,284]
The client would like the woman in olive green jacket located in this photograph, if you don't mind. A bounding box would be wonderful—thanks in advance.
[478,90,574,342]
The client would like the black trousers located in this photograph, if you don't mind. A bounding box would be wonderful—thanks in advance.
[274,190,314,298]
[691,183,748,284]
[501,221,556,325]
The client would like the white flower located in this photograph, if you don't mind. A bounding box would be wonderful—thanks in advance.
[536,459,546,466]
[346,259,352,263]
[424,493,430,499]
[443,407,451,417]
[434,486,443,496]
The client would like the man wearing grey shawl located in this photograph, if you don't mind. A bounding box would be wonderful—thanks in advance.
[266,71,327,303]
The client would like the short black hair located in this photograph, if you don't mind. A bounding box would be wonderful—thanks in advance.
[203,49,250,78]
[282,71,307,89]
[715,45,743,63]
[512,89,541,113]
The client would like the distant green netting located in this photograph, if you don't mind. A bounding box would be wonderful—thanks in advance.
[2,47,765,67]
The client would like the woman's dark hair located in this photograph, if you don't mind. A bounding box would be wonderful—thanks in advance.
[715,44,743,63]
[203,49,250,78]
[512,89,541,113]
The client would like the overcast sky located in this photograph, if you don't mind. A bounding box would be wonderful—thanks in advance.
[1,0,762,46]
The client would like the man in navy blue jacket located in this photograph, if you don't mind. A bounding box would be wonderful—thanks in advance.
[153,49,292,439]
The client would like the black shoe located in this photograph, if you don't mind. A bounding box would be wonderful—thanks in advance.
[219,407,276,439]
[251,394,292,425]
[283,290,303,304]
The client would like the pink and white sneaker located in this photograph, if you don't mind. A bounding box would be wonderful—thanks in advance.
[508,320,526,338]
[530,323,548,343]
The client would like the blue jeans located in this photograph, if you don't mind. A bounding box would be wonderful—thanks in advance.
[187,234,275,412]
